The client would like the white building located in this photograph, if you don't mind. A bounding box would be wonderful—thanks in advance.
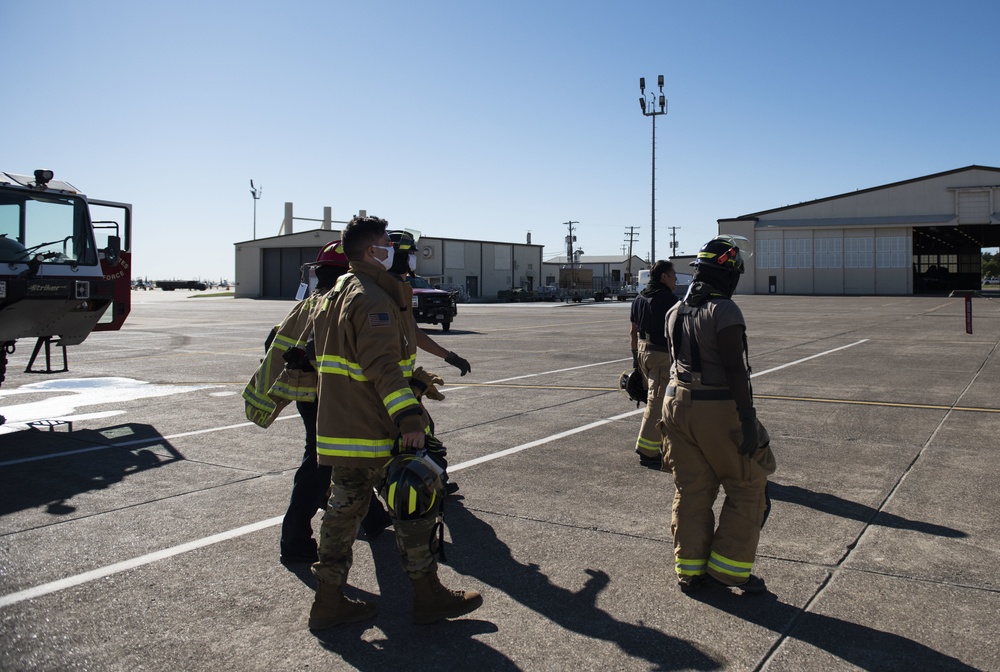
[720,166,1000,295]
[233,204,542,300]
[540,254,648,291]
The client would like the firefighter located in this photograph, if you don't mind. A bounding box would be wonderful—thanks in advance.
[388,229,470,493]
[629,260,679,468]
[242,240,391,566]
[307,215,482,629]
[661,235,776,595]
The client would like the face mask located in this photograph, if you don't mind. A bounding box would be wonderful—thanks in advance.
[372,245,395,271]
[408,254,417,272]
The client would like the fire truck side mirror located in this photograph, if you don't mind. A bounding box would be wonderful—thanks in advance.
[103,235,122,265]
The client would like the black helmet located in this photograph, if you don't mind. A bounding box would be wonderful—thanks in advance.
[388,229,419,275]
[619,368,647,405]
[383,452,445,520]
[690,235,750,274]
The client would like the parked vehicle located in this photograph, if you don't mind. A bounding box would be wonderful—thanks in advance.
[408,275,457,331]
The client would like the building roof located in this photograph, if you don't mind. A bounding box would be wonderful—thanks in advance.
[543,254,644,265]
[732,165,1000,220]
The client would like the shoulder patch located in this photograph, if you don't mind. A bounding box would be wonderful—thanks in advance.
[368,312,391,328]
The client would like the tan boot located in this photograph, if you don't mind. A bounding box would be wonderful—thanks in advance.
[307,580,377,630]
[411,572,483,624]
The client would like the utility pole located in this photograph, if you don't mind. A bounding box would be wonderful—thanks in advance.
[668,226,681,258]
[624,225,640,283]
[638,75,667,262]
[250,180,262,240]
[564,220,580,294]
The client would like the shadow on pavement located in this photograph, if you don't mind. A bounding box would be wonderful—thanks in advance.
[0,424,184,517]
[312,499,720,670]
[688,587,976,670]
[770,483,967,537]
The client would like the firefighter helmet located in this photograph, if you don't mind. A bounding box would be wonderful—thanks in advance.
[619,368,647,405]
[315,239,349,267]
[383,452,445,521]
[690,235,751,274]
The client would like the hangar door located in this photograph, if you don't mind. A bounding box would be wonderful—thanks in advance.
[912,221,1000,294]
[262,246,322,299]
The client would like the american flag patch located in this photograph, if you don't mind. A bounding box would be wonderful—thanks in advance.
[368,312,391,327]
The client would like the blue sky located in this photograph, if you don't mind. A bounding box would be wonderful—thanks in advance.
[4,1,998,282]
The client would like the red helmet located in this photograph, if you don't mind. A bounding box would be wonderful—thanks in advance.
[315,240,349,267]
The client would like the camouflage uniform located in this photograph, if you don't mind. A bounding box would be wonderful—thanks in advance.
[314,464,437,584]
[308,259,437,584]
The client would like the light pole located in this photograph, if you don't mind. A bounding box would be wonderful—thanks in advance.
[639,75,667,262]
[250,179,262,240]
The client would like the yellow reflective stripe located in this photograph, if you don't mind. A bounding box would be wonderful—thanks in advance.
[317,355,367,380]
[241,386,275,413]
[316,436,394,459]
[636,436,660,451]
[675,557,708,576]
[383,388,419,416]
[399,354,416,378]
[270,382,316,401]
[408,486,417,515]
[271,332,306,350]
[388,481,397,511]
[708,551,753,578]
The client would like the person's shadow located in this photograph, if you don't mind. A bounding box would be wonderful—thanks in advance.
[437,499,721,671]
[768,483,966,538]
[308,527,520,671]
[687,586,976,670]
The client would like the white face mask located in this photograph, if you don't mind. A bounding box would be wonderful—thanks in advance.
[372,245,395,271]
[408,254,417,272]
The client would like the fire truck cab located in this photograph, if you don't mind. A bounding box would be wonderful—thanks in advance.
[0,169,133,391]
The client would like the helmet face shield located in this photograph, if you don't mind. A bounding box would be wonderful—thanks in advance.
[692,234,751,274]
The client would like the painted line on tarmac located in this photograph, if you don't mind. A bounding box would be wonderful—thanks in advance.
[756,394,1000,414]
[0,340,867,608]
[0,359,628,468]
[0,517,283,608]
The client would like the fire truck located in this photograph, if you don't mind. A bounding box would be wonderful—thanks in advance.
[0,170,133,408]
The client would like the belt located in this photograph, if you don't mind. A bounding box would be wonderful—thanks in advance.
[639,340,670,353]
[666,385,733,401]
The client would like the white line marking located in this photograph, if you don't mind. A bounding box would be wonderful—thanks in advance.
[0,340,867,607]
[750,340,869,378]
[0,517,283,608]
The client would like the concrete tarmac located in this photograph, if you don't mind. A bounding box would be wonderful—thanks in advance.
[1,290,998,671]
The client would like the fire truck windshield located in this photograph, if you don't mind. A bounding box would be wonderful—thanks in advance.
[0,193,97,265]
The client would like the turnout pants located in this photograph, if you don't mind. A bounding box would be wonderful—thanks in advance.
[661,384,776,586]
[313,464,438,586]
[635,341,672,460]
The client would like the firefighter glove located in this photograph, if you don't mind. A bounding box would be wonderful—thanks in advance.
[632,349,639,369]
[445,351,471,376]
[737,407,759,456]
[410,367,446,401]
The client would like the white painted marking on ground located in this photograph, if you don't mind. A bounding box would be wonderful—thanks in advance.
[0,340,868,607]
[0,517,283,608]
[0,378,220,436]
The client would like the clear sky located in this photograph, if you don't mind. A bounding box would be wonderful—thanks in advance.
[4,1,998,282]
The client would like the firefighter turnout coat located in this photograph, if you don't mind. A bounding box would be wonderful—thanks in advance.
[242,294,320,428]
[310,260,428,468]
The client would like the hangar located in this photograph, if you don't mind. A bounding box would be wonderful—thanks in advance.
[719,166,1000,295]
[232,205,542,300]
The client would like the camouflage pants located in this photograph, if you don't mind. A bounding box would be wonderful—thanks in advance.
[312,463,439,585]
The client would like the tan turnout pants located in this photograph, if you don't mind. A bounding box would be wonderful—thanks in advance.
[661,383,776,586]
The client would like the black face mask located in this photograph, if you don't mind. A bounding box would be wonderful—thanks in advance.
[692,266,740,299]
[390,248,411,276]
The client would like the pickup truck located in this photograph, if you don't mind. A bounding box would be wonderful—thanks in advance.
[407,275,457,331]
